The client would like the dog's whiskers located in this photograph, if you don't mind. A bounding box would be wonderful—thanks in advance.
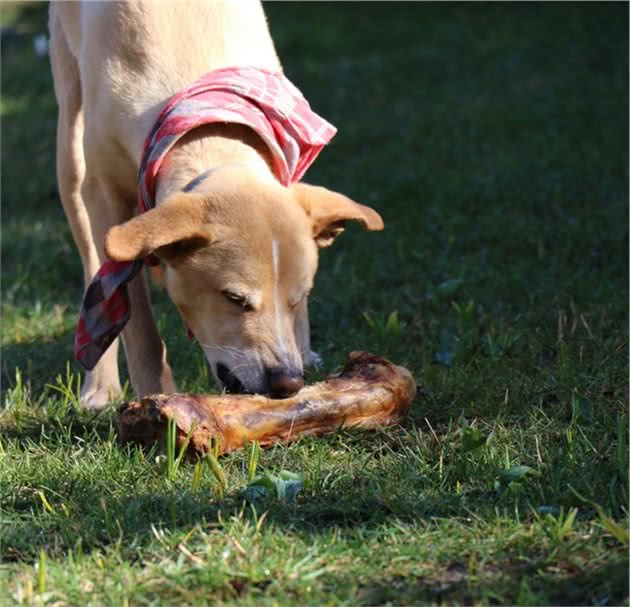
[199,342,247,356]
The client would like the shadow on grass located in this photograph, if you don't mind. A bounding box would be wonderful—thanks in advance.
[353,560,629,607]
[1,464,450,562]
[1,333,78,396]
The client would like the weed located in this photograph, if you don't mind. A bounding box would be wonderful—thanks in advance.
[205,449,228,498]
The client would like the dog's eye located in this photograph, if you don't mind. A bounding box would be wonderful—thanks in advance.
[222,290,253,312]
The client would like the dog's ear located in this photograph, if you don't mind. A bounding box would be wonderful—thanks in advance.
[291,183,384,247]
[104,193,213,263]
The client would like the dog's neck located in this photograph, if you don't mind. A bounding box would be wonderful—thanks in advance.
[155,123,276,204]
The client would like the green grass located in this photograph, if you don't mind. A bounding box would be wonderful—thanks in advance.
[1,2,628,605]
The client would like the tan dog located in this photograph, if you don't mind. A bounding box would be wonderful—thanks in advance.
[49,1,383,408]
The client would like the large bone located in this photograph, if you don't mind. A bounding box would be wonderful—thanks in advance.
[118,351,416,456]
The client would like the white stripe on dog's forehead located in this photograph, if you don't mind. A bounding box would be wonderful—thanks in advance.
[272,239,279,270]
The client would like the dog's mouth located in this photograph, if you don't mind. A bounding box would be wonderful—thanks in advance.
[216,362,246,394]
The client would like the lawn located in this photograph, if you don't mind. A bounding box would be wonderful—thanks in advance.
[1,2,628,605]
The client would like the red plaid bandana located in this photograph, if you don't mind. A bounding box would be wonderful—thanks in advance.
[75,66,337,370]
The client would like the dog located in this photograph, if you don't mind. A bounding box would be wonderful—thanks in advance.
[49,0,383,408]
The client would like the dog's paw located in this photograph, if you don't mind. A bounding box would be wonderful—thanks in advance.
[80,380,122,410]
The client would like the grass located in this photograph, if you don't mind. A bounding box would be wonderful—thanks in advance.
[1,2,628,605]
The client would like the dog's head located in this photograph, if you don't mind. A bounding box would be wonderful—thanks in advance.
[104,168,383,397]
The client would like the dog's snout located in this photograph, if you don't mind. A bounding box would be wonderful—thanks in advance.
[266,368,304,399]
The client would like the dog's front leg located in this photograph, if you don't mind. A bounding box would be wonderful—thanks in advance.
[72,174,128,408]
[51,18,124,409]
[120,271,177,397]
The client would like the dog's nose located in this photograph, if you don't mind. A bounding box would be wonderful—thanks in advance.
[266,368,304,399]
